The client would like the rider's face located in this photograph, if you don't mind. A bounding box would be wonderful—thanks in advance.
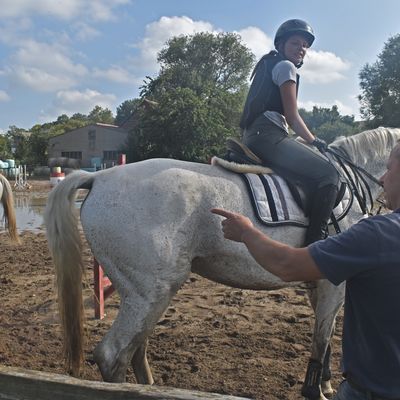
[380,144,400,210]
[283,34,309,65]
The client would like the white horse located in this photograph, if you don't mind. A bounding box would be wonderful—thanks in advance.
[44,127,400,400]
[0,174,19,243]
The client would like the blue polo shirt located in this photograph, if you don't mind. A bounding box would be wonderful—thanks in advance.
[309,209,400,398]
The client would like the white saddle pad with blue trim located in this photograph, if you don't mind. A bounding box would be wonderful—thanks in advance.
[243,173,351,227]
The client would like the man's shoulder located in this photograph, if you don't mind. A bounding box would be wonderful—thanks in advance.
[356,213,400,248]
[366,211,400,225]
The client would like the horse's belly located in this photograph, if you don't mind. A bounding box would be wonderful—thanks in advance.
[191,255,299,291]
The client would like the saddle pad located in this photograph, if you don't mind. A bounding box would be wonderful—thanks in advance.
[243,173,309,227]
[243,173,352,228]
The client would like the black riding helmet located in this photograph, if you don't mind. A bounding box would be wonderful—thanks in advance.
[274,19,315,49]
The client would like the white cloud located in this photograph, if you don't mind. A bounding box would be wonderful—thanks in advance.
[0,0,130,21]
[236,26,273,60]
[132,16,216,72]
[301,50,351,84]
[40,88,117,122]
[0,18,32,45]
[92,66,136,84]
[7,39,87,92]
[0,90,10,102]
[73,22,101,41]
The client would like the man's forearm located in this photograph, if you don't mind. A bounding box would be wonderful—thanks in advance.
[240,227,295,281]
[211,207,323,282]
[241,226,322,282]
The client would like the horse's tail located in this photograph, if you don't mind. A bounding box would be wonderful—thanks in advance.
[44,170,94,377]
[0,174,19,244]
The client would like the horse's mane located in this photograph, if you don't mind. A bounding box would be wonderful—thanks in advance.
[330,127,400,166]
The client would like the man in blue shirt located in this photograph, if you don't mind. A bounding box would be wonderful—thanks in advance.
[212,141,400,399]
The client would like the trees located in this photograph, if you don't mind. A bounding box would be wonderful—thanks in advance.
[115,99,141,126]
[299,105,358,143]
[130,88,234,162]
[129,32,254,162]
[88,106,114,125]
[5,126,30,162]
[0,135,11,160]
[359,34,400,127]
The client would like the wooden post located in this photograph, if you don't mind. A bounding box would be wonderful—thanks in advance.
[93,259,115,320]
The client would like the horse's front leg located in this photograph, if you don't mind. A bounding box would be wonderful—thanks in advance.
[301,280,345,400]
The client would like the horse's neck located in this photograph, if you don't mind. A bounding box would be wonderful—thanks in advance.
[333,138,388,207]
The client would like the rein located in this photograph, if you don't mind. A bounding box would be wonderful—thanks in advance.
[326,147,383,217]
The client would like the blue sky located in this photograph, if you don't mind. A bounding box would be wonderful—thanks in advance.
[1,0,400,133]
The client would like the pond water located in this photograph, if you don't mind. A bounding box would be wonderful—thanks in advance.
[13,192,47,232]
[11,192,82,232]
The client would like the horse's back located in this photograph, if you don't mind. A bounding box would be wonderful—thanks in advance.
[80,158,248,259]
[81,158,247,221]
[80,158,306,251]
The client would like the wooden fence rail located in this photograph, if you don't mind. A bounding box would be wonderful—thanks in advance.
[0,366,250,400]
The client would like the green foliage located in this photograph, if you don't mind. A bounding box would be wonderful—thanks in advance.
[26,125,50,165]
[359,34,400,127]
[129,87,241,162]
[88,105,114,124]
[5,125,30,162]
[130,32,254,162]
[299,105,357,143]
[143,32,254,95]
[0,134,12,159]
[115,99,141,126]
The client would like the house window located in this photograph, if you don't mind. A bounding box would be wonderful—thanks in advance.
[61,151,82,160]
[88,129,96,150]
[103,150,121,161]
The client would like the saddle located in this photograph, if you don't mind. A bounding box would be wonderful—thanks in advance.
[226,138,264,166]
[219,138,348,227]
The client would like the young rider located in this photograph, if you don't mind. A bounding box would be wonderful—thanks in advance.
[240,19,339,245]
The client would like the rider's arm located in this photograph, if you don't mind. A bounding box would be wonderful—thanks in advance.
[211,208,324,282]
[280,80,316,144]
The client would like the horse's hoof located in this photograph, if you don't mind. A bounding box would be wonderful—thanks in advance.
[321,380,334,397]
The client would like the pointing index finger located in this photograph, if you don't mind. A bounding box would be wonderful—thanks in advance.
[211,208,235,219]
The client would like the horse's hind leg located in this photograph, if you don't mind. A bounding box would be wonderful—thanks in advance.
[131,338,153,384]
[93,270,189,383]
[301,280,344,400]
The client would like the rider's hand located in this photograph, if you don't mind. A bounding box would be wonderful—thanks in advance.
[312,137,328,153]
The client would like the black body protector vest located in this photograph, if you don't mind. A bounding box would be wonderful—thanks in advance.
[240,51,300,130]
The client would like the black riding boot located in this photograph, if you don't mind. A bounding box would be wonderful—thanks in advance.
[304,184,338,246]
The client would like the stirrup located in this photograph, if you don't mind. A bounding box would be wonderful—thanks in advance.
[226,138,263,165]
